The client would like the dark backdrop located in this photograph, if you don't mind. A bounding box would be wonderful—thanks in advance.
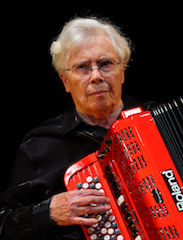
[1,0,183,192]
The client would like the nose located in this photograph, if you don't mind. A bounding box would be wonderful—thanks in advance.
[89,67,104,84]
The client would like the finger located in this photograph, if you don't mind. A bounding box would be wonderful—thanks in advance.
[77,204,111,216]
[74,189,106,197]
[77,195,111,207]
[72,216,98,226]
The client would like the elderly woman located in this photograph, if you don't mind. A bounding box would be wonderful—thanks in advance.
[0,17,154,239]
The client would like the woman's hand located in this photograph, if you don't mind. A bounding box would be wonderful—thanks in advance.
[50,189,111,226]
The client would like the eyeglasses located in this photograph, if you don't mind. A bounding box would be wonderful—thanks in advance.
[65,59,121,79]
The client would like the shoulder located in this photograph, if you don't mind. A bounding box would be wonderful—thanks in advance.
[23,114,64,142]
[23,104,81,142]
[123,93,158,110]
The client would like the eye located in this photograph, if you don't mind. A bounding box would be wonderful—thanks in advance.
[77,64,86,69]
[99,60,114,72]
[74,63,90,75]
[100,60,112,67]
[76,63,90,71]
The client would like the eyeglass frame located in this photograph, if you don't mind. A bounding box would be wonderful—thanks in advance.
[65,58,121,78]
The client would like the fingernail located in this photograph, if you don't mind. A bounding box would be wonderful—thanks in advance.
[104,204,111,210]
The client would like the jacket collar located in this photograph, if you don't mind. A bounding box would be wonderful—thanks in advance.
[61,93,152,136]
[60,105,83,136]
[23,94,154,141]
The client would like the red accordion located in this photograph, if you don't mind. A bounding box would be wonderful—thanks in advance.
[64,98,183,240]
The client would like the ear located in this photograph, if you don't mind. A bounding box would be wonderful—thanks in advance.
[121,69,125,85]
[59,72,71,93]
[120,62,126,84]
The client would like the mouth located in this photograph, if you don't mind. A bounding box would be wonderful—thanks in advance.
[89,90,109,96]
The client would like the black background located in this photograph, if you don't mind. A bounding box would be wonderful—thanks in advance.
[1,0,183,192]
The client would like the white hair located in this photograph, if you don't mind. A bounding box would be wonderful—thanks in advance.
[50,17,131,74]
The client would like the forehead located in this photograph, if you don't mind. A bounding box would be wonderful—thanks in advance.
[68,36,118,65]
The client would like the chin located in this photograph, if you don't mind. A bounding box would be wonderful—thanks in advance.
[89,102,112,113]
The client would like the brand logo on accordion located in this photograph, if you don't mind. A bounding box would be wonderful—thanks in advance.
[161,169,183,212]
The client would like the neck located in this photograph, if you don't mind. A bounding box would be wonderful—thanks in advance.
[77,102,124,129]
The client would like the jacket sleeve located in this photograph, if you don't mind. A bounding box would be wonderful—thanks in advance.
[0,137,69,240]
[0,113,100,240]
[0,145,54,239]
[0,197,52,239]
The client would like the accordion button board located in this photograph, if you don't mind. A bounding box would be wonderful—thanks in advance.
[64,100,183,240]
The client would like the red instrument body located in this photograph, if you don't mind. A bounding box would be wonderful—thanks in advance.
[64,108,183,240]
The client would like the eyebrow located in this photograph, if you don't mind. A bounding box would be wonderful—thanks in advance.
[72,60,90,68]
[72,57,116,67]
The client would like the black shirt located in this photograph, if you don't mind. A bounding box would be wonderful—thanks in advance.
[0,94,156,240]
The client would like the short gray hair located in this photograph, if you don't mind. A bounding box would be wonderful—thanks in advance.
[50,17,131,74]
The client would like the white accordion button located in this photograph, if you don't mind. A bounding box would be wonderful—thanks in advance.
[117,195,124,206]
[82,182,89,189]
[108,228,114,235]
[101,228,107,235]
[117,235,124,240]
[96,214,102,221]
[95,183,102,189]
[135,236,142,240]
[90,234,97,240]
[104,235,110,240]
[88,227,95,235]
[92,223,98,228]
[106,209,113,216]
[109,215,115,222]
[86,176,93,183]
[105,221,111,228]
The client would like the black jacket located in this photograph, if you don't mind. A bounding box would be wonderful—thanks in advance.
[0,95,156,240]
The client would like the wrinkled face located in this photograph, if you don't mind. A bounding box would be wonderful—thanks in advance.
[60,36,125,116]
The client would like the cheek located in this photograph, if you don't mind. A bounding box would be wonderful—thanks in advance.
[67,76,83,91]
[106,75,123,97]
[68,79,88,100]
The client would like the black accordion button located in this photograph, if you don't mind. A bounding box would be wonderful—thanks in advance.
[125,211,131,222]
[111,179,118,190]
[108,172,114,182]
[121,203,128,214]
[115,187,121,199]
[105,164,111,175]
[131,227,138,238]
[128,219,135,230]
